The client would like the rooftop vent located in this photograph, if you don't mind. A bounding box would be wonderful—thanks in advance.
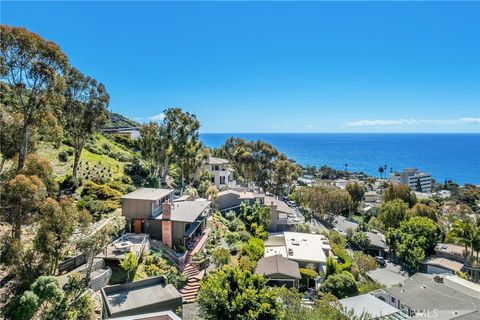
[288,248,294,256]
[292,241,300,246]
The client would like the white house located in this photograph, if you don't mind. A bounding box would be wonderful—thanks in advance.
[264,232,332,273]
[200,156,235,189]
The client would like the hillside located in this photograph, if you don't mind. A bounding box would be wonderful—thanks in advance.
[36,133,139,183]
[105,112,141,128]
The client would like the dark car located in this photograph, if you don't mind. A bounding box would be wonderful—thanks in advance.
[375,256,386,267]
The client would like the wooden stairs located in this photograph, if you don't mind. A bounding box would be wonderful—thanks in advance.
[180,263,205,303]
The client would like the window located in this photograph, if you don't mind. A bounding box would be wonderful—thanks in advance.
[391,297,396,303]
[220,176,226,184]
[211,176,215,183]
[214,165,220,171]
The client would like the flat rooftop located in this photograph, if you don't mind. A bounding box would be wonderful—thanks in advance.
[102,277,182,318]
[121,188,174,201]
[283,232,328,264]
[338,294,405,319]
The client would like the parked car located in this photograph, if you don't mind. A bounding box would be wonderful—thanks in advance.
[375,256,386,267]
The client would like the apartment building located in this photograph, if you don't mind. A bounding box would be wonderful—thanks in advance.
[390,168,432,193]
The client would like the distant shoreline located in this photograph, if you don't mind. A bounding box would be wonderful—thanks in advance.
[200,133,480,185]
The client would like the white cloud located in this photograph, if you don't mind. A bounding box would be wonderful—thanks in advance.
[345,118,480,127]
[149,113,165,122]
[305,124,315,128]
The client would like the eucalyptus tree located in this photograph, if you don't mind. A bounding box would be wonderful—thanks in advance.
[61,67,109,179]
[0,26,68,171]
[139,108,200,187]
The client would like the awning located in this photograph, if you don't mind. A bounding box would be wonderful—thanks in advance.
[184,216,206,238]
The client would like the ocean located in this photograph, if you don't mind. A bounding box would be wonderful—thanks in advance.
[200,133,480,185]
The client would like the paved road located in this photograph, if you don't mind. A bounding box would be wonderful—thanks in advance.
[367,261,409,288]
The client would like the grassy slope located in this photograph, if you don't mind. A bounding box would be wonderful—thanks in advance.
[36,133,138,182]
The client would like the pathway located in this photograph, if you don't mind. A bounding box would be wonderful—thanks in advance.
[180,227,211,303]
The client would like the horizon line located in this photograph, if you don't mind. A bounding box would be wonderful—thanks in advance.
[199,131,480,135]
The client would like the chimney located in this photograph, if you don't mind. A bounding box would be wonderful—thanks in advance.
[162,202,172,220]
[288,248,293,256]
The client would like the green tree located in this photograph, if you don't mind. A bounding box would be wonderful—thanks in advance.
[382,183,417,207]
[378,166,384,178]
[206,185,219,206]
[34,198,77,274]
[197,266,281,320]
[271,155,301,195]
[239,202,271,234]
[241,237,265,262]
[139,108,201,187]
[0,174,47,240]
[351,232,371,250]
[61,67,109,179]
[325,256,338,278]
[120,252,138,281]
[197,170,213,197]
[0,104,28,174]
[22,154,58,196]
[378,199,409,230]
[409,203,439,222]
[353,252,378,274]
[15,290,39,320]
[387,216,440,271]
[77,225,113,285]
[296,185,352,220]
[346,182,366,213]
[0,26,68,171]
[447,217,480,258]
[321,271,358,298]
[278,287,350,320]
[14,276,64,320]
[211,247,231,266]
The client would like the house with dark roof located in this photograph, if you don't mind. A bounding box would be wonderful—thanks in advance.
[255,255,301,288]
[101,276,182,319]
[121,188,211,249]
[365,231,389,257]
[372,273,480,319]
[215,190,302,232]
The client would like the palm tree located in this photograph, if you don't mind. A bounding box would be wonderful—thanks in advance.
[344,163,348,172]
[378,166,384,179]
[447,218,475,256]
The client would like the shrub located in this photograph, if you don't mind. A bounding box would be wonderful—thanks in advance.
[81,181,122,201]
[59,175,81,190]
[176,245,186,254]
[321,271,358,298]
[241,237,264,262]
[332,244,352,272]
[211,247,231,266]
[58,151,68,162]
[229,241,243,255]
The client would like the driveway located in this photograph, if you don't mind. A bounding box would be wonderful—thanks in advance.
[367,261,409,288]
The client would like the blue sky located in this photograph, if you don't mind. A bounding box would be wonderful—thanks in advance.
[2,1,479,133]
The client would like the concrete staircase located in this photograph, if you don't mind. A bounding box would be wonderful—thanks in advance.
[180,263,205,303]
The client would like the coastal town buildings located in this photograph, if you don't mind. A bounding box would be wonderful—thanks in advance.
[338,294,408,319]
[390,168,432,193]
[200,156,235,189]
[215,190,303,232]
[121,188,211,249]
[101,127,141,140]
[264,232,332,273]
[372,273,480,319]
[255,255,301,288]
[101,276,182,319]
